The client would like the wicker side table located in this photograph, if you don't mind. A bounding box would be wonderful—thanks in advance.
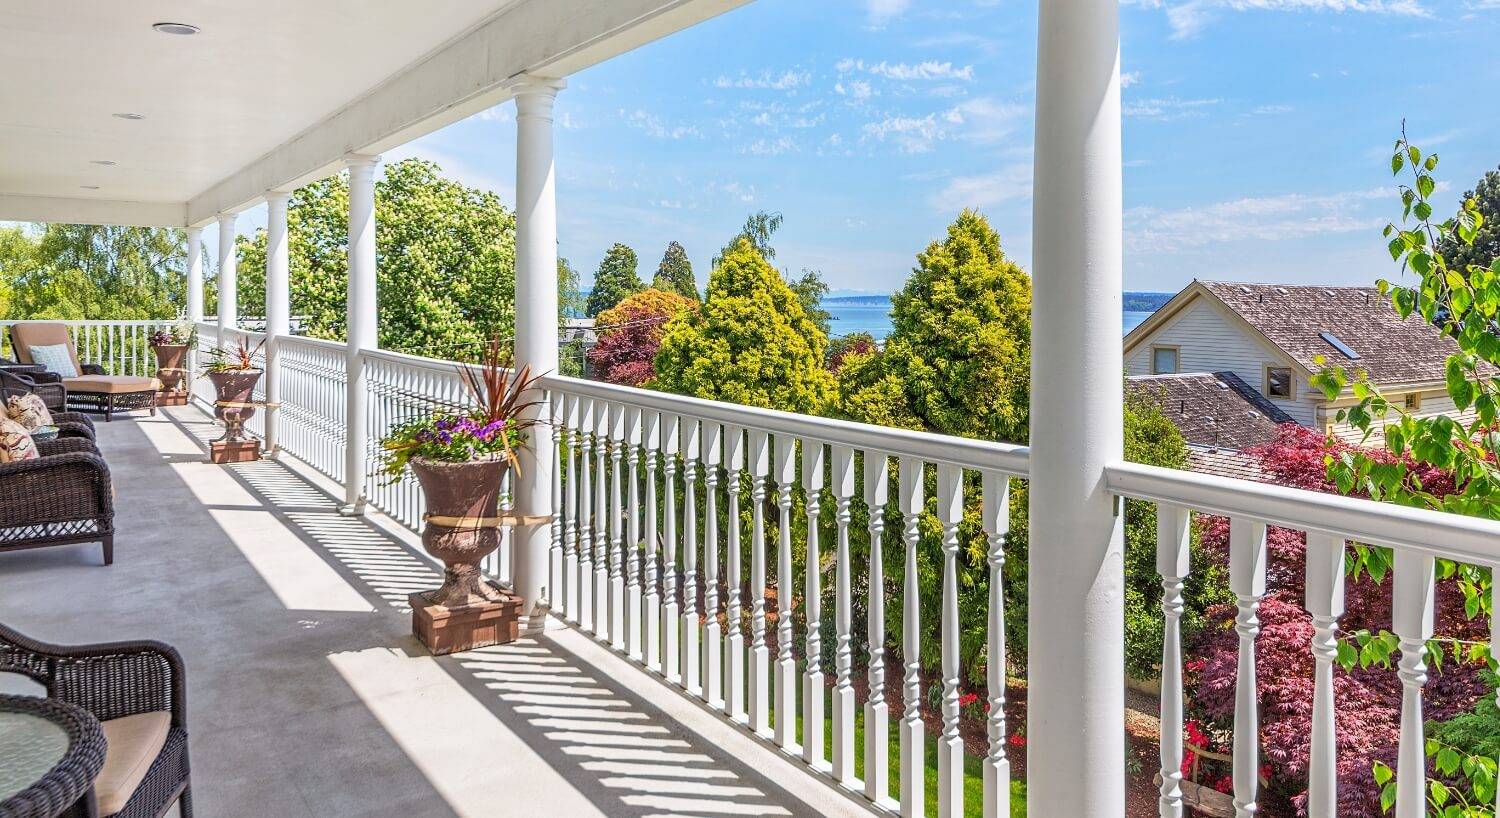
[0,695,107,818]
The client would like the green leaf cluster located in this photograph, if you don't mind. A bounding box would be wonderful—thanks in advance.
[234,159,557,363]
[652,241,698,301]
[652,237,833,414]
[0,223,187,322]
[586,243,644,318]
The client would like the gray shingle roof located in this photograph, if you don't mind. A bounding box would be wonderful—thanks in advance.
[1200,281,1459,385]
[1127,371,1294,450]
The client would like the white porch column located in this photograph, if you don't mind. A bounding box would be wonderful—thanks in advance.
[342,155,380,515]
[186,226,205,323]
[264,191,291,456]
[216,213,238,340]
[511,76,565,630]
[1026,0,1125,814]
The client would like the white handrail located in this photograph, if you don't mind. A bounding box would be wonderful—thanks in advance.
[1106,460,1500,562]
[542,374,1032,477]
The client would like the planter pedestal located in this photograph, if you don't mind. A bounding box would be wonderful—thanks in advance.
[410,585,523,655]
[210,439,261,463]
[156,391,189,407]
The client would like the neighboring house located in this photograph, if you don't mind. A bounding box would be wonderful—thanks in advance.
[1124,281,1471,443]
[1127,372,1295,480]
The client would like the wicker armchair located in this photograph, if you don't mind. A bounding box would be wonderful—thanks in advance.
[0,365,97,440]
[0,437,113,564]
[0,623,192,818]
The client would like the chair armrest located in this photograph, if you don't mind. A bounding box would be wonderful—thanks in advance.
[80,363,106,376]
[29,370,64,384]
[0,624,185,728]
[55,421,96,441]
[36,436,99,457]
[52,412,94,433]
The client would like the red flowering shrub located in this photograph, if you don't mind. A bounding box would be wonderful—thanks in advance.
[586,288,697,386]
[826,332,877,374]
[1185,424,1486,817]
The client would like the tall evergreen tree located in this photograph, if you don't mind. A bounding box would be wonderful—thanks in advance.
[1438,165,1500,273]
[653,237,832,413]
[585,243,643,318]
[652,241,697,300]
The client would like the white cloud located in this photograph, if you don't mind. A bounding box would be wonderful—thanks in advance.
[930,164,1034,210]
[865,0,911,25]
[835,80,875,100]
[1123,96,1222,119]
[1121,71,1142,88]
[713,70,812,91]
[743,137,799,156]
[1125,187,1394,252]
[1160,0,1428,38]
[951,98,1029,143]
[860,98,1026,154]
[475,105,514,124]
[1251,104,1294,115]
[619,108,700,140]
[837,59,976,82]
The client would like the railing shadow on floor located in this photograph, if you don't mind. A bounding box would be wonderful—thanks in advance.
[154,407,845,818]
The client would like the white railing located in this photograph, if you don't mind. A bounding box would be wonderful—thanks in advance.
[1108,462,1500,818]
[540,374,1029,817]
[27,315,1500,816]
[0,319,176,375]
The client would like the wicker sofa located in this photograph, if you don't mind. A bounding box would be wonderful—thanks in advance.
[0,436,114,564]
[7,323,159,421]
[0,623,192,818]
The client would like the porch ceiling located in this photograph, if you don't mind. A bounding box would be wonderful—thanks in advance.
[0,0,746,228]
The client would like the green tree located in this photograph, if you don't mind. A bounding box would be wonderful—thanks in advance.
[838,210,1031,442]
[789,269,832,335]
[3,224,186,320]
[586,243,643,318]
[653,237,833,413]
[235,158,544,360]
[713,210,783,268]
[1438,164,1500,274]
[652,241,697,301]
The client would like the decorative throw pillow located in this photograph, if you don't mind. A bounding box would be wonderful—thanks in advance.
[5,393,52,431]
[0,417,39,463]
[27,343,78,378]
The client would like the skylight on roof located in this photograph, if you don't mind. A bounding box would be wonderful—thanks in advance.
[1320,331,1361,360]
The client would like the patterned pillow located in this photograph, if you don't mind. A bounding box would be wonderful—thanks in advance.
[6,393,53,431]
[0,416,39,463]
[28,343,78,378]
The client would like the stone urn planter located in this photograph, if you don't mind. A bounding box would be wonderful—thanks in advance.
[410,455,510,608]
[207,369,262,443]
[152,344,190,393]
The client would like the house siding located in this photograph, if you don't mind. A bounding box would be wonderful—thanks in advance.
[1325,388,1479,444]
[1126,299,1319,425]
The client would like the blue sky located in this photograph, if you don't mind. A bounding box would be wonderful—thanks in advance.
[223,0,1500,295]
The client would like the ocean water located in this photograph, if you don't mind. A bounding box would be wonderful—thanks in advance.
[826,299,1156,340]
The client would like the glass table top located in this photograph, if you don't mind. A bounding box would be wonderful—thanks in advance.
[0,708,70,802]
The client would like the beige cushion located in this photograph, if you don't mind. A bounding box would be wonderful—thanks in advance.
[9,322,82,373]
[6,393,53,431]
[0,416,38,463]
[63,376,161,395]
[96,711,171,816]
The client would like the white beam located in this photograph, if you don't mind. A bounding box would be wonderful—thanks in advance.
[0,194,186,227]
[184,0,747,225]
[1026,0,1125,814]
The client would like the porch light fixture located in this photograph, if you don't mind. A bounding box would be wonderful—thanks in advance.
[152,22,199,35]
[90,160,116,166]
[113,113,145,121]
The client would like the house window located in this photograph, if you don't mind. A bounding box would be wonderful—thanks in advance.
[1266,367,1293,399]
[1405,392,1422,411]
[1151,345,1179,375]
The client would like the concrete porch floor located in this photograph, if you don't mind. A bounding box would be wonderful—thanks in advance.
[0,405,876,818]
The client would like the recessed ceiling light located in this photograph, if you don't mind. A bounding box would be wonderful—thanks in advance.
[90,160,116,166]
[79,185,100,190]
[151,22,199,36]
[112,113,145,121]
